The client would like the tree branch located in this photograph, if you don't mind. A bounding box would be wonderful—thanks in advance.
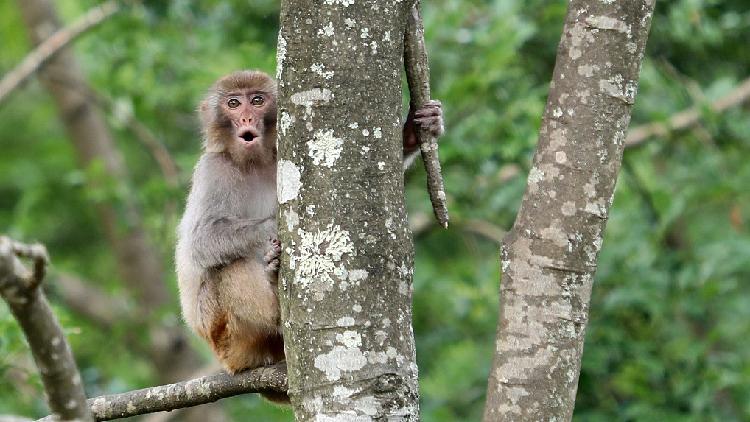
[625,75,750,147]
[0,237,93,422]
[405,1,450,228]
[0,0,121,105]
[37,365,288,421]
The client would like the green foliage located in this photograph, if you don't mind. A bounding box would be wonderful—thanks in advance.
[1,0,749,420]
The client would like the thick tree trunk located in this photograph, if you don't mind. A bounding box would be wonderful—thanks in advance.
[277,0,419,419]
[483,1,655,420]
[16,2,221,420]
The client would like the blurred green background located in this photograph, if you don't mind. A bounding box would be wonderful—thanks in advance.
[1,0,749,421]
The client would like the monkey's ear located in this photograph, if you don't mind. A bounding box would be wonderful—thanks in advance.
[198,99,212,127]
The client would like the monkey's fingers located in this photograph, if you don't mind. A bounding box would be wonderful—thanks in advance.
[265,258,280,274]
[414,117,444,138]
[414,100,442,117]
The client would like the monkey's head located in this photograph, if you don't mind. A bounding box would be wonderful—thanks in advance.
[200,70,277,167]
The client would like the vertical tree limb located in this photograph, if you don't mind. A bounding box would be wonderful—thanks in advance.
[404,1,450,228]
[0,237,93,422]
[277,0,420,418]
[483,1,655,420]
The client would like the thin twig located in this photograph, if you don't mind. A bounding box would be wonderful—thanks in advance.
[0,237,93,422]
[0,0,121,105]
[404,1,449,228]
[36,364,288,421]
[626,76,750,147]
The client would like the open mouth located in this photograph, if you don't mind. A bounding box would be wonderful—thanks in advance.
[239,130,258,143]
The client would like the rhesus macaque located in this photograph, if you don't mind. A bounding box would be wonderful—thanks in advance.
[175,70,443,379]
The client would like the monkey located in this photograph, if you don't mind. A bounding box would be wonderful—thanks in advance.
[175,70,443,383]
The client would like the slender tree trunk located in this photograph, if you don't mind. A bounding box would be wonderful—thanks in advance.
[277,0,419,419]
[16,2,222,420]
[483,1,655,420]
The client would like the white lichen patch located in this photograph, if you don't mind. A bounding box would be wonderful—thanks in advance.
[294,224,354,289]
[337,316,356,327]
[314,414,372,422]
[360,28,370,38]
[349,269,368,282]
[540,224,569,249]
[323,0,354,6]
[318,22,335,37]
[550,128,567,150]
[555,151,567,164]
[311,63,334,80]
[308,129,344,167]
[291,88,333,115]
[373,127,382,138]
[276,34,287,80]
[577,64,599,77]
[314,329,367,381]
[337,330,362,348]
[576,88,591,104]
[284,208,300,231]
[599,75,637,105]
[345,18,357,28]
[567,23,595,60]
[586,15,631,37]
[561,201,577,216]
[278,160,302,204]
[280,111,294,136]
[527,167,545,193]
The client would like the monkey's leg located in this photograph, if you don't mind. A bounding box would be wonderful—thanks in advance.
[212,259,283,372]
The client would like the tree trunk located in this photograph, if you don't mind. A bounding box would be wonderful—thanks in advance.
[16,2,221,420]
[277,0,420,419]
[483,1,655,420]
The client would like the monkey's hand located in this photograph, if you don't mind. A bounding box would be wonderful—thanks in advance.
[403,99,444,155]
[264,238,281,284]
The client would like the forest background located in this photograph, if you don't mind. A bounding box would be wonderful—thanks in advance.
[1,0,749,421]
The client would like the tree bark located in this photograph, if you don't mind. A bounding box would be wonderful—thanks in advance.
[277,0,419,419]
[483,1,655,421]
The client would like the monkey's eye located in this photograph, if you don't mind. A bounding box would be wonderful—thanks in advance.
[227,98,241,108]
[251,95,264,106]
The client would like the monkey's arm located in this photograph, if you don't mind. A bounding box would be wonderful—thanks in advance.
[189,215,273,269]
[179,155,275,269]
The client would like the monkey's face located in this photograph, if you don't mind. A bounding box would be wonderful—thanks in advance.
[200,70,279,167]
[215,89,277,166]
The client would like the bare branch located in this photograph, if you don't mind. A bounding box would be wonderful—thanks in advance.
[0,0,121,105]
[37,365,288,422]
[626,76,750,147]
[404,1,450,228]
[0,237,93,422]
